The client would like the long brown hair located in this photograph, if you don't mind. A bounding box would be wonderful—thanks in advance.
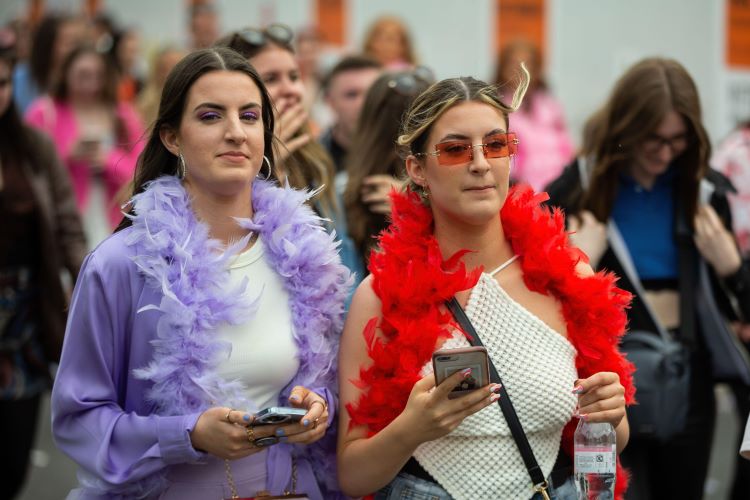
[214,31,337,218]
[581,57,710,227]
[116,47,276,231]
[344,70,431,258]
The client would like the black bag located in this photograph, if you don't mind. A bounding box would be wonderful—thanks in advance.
[619,330,690,442]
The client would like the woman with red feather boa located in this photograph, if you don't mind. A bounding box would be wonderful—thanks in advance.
[337,71,636,500]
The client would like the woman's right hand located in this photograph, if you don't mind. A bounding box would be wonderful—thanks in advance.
[568,210,608,268]
[190,407,276,460]
[395,369,500,446]
[274,102,311,162]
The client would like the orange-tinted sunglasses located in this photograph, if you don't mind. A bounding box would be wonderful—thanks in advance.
[415,132,519,166]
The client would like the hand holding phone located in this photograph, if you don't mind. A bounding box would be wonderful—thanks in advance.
[432,346,490,399]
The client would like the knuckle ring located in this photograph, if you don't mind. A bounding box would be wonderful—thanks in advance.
[246,426,255,445]
[225,409,233,423]
[313,417,320,429]
[310,399,327,412]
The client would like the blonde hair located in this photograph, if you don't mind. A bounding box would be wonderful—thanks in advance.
[397,66,530,194]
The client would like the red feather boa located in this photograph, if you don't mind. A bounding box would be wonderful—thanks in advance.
[347,184,636,499]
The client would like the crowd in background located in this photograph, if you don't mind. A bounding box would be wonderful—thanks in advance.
[1,1,750,499]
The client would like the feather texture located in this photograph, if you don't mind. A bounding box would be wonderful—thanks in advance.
[124,175,351,497]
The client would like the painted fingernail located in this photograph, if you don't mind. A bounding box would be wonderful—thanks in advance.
[461,368,472,378]
[572,385,584,394]
[243,414,251,422]
[275,428,285,436]
[289,395,300,402]
[490,384,502,394]
[302,418,310,427]
[490,393,500,402]
[578,413,588,421]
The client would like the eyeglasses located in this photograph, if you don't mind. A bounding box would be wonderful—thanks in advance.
[642,132,688,155]
[236,23,294,49]
[415,133,519,166]
[387,66,436,96]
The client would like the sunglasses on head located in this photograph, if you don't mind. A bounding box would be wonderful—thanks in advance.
[236,23,293,48]
[387,66,436,96]
[414,132,519,166]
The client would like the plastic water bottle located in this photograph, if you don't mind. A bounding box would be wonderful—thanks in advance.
[574,419,616,499]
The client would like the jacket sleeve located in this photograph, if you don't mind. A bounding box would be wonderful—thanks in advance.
[708,174,750,321]
[36,131,87,279]
[51,250,204,492]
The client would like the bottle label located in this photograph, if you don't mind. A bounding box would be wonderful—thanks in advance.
[574,446,616,474]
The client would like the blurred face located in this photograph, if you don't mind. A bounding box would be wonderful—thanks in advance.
[67,52,106,103]
[117,32,140,72]
[161,70,266,198]
[370,21,406,65]
[250,45,304,114]
[0,60,12,117]
[632,110,688,182]
[156,50,185,87]
[407,101,511,226]
[191,11,219,49]
[326,68,380,137]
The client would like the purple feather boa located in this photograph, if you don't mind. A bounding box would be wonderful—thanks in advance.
[124,175,351,498]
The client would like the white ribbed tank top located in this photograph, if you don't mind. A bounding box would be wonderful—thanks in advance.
[413,262,579,500]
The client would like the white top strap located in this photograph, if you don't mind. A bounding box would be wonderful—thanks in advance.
[489,254,520,277]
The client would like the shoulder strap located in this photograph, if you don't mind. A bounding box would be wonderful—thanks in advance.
[445,297,549,492]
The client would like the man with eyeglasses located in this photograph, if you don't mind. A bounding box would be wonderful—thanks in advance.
[319,55,381,175]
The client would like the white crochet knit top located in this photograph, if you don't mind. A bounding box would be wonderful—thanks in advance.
[413,260,579,500]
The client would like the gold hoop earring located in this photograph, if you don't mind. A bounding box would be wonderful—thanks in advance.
[257,156,272,181]
[177,152,187,180]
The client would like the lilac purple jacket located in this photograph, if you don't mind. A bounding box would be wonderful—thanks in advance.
[51,176,351,499]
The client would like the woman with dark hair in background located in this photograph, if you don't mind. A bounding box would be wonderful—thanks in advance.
[545,57,750,499]
[51,47,349,499]
[0,32,86,500]
[494,39,574,192]
[343,69,433,268]
[25,44,144,247]
[15,13,86,113]
[216,24,364,288]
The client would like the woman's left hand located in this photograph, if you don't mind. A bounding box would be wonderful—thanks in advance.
[267,386,329,445]
[361,175,404,215]
[694,204,742,278]
[573,372,626,428]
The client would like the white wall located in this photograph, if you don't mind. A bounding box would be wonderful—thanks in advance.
[349,0,495,81]
[548,0,725,147]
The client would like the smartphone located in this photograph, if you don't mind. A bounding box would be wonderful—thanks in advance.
[253,406,307,425]
[432,346,490,399]
[80,137,101,149]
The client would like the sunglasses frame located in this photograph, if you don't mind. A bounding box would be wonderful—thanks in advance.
[237,23,294,49]
[415,132,519,166]
[386,66,436,96]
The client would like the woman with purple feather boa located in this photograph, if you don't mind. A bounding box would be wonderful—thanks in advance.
[50,47,351,499]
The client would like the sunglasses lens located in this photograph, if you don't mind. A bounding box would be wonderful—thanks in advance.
[239,29,265,46]
[435,142,471,166]
[484,134,511,158]
[266,24,293,43]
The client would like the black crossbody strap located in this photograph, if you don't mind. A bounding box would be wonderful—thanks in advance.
[445,297,548,489]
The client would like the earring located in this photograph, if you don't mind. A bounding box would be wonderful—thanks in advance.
[177,152,187,180]
[256,156,272,181]
[421,185,430,203]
